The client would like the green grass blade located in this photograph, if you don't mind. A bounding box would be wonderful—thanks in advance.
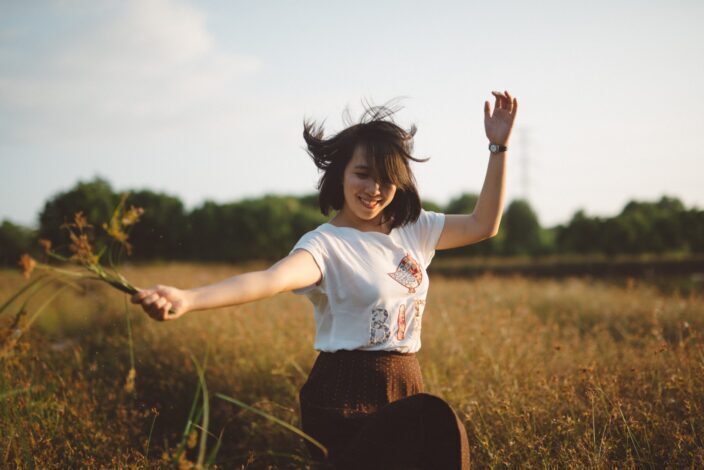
[0,274,49,316]
[215,393,328,460]
[23,284,72,330]
[123,297,135,371]
[144,412,158,460]
[173,381,202,463]
[191,354,210,468]
[204,428,225,468]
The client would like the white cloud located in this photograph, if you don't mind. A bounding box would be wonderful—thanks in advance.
[0,0,260,144]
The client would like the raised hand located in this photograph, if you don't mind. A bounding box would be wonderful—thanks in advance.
[484,90,518,147]
[130,284,192,321]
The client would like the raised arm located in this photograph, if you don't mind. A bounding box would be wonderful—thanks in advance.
[130,249,322,321]
[436,90,518,250]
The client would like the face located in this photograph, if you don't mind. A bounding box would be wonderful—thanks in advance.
[338,146,397,226]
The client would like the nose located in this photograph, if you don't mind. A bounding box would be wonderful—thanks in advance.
[364,179,381,196]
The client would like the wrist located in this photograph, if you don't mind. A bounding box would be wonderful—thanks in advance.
[184,288,200,313]
[488,142,508,154]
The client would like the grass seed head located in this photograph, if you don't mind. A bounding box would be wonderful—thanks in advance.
[39,238,52,254]
[18,254,37,279]
[123,367,136,394]
[68,232,99,266]
[122,205,144,227]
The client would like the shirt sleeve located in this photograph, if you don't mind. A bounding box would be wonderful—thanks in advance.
[288,230,327,295]
[409,209,446,268]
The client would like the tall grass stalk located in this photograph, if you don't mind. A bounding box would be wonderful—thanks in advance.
[215,393,329,460]
[0,274,49,316]
[21,284,75,332]
[144,411,158,460]
[191,355,210,468]
[172,379,203,464]
[1,283,76,358]
[123,297,136,393]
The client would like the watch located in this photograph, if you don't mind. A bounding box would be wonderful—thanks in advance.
[488,143,508,153]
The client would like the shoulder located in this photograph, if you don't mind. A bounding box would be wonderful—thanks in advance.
[295,223,335,242]
[402,208,446,235]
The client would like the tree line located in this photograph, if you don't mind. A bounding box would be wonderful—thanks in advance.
[1,177,702,266]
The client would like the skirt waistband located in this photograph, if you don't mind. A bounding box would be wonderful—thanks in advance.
[317,348,416,357]
[300,348,424,415]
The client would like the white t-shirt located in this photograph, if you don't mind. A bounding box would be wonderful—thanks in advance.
[289,209,446,353]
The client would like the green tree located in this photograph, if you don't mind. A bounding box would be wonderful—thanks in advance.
[502,199,542,256]
[421,200,443,213]
[0,220,37,266]
[38,177,118,257]
[681,208,704,253]
[124,190,188,261]
[555,210,604,254]
[615,196,687,254]
[185,195,328,263]
[445,193,479,215]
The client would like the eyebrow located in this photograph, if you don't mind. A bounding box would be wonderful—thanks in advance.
[353,165,370,170]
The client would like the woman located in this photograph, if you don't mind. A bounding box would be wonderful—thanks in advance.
[131,91,517,469]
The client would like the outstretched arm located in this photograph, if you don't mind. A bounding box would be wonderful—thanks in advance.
[130,249,322,321]
[436,90,518,250]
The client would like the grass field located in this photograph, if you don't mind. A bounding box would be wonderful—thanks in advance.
[1,262,703,468]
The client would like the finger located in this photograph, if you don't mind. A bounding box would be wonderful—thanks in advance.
[492,91,502,110]
[146,308,161,321]
[492,91,502,109]
[163,302,173,319]
[512,98,518,118]
[131,290,148,303]
[504,90,513,113]
[153,297,167,310]
[493,90,507,110]
[484,100,491,119]
[143,293,160,306]
[149,303,167,321]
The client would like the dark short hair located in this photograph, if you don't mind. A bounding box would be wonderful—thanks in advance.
[302,100,429,229]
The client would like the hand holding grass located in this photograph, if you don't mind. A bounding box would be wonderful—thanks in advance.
[131,285,191,321]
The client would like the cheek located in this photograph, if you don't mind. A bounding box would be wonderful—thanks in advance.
[348,177,368,194]
[385,187,398,201]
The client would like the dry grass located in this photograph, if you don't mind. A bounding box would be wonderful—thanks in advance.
[1,263,703,468]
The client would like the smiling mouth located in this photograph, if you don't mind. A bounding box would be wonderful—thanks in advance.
[359,197,381,209]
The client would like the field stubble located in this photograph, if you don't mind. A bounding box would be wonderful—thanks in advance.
[1,263,703,468]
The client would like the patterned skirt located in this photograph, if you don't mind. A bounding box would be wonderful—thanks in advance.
[299,349,469,469]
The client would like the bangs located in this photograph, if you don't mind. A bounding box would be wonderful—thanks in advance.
[358,134,414,190]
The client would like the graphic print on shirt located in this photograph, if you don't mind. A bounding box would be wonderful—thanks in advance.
[413,299,426,334]
[396,304,407,340]
[369,308,391,345]
[388,252,422,293]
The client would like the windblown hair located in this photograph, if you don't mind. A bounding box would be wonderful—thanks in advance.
[302,100,429,229]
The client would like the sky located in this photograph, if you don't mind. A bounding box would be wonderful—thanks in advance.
[1,0,703,229]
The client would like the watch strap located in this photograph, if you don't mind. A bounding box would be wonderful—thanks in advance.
[489,143,508,153]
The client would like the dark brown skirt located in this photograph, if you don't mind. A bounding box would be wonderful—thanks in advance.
[299,349,469,469]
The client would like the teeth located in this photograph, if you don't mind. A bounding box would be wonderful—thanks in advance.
[360,198,379,208]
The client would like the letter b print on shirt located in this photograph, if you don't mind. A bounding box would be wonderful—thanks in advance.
[369,308,391,345]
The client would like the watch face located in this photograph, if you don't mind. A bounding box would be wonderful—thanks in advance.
[489,144,498,152]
